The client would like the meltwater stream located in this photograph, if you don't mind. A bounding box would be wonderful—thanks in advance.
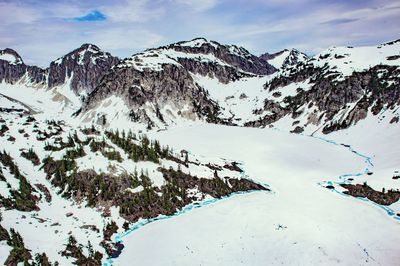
[104,132,399,265]
[311,135,400,222]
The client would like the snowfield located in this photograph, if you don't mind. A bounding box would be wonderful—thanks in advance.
[0,38,399,265]
[109,123,400,265]
[1,82,399,265]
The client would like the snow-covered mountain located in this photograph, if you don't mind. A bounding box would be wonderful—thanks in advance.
[0,38,399,266]
[78,38,276,129]
[48,44,119,96]
[260,48,308,70]
[246,39,400,134]
[2,38,398,134]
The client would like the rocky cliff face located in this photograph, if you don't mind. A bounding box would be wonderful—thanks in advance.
[260,48,308,70]
[169,38,276,77]
[79,38,276,127]
[48,44,119,95]
[246,40,400,134]
[1,39,398,133]
[0,48,47,85]
[0,44,118,96]
[80,59,221,128]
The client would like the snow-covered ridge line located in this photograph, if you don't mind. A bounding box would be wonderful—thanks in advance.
[310,39,400,77]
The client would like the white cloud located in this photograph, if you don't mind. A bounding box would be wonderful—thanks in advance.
[173,0,219,12]
[0,2,41,24]
[100,0,164,22]
[87,27,164,52]
[0,0,398,66]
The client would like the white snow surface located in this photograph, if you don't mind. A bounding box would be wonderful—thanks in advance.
[311,40,400,78]
[119,47,232,72]
[0,39,399,265]
[267,50,291,69]
[0,94,27,110]
[111,123,400,266]
[0,52,22,65]
[177,38,219,49]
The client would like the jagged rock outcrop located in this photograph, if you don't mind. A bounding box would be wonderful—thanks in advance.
[0,44,118,95]
[79,38,277,126]
[245,40,400,133]
[1,38,399,133]
[0,48,47,85]
[259,50,287,61]
[169,38,276,77]
[48,44,119,95]
[80,61,221,127]
[260,48,308,70]
[246,65,400,133]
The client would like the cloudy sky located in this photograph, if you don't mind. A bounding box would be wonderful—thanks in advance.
[1,0,399,66]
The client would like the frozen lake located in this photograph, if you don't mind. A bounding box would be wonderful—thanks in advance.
[112,124,400,265]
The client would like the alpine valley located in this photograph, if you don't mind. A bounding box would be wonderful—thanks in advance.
[0,37,399,265]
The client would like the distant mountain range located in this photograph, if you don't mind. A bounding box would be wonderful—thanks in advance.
[0,37,399,265]
[1,37,399,133]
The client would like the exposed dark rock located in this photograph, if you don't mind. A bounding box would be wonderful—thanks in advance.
[239,93,248,99]
[48,44,119,95]
[390,116,399,124]
[291,126,304,134]
[170,38,276,76]
[259,50,288,61]
[205,163,223,171]
[246,65,400,133]
[20,148,40,166]
[341,183,400,206]
[0,48,47,85]
[272,91,282,97]
[260,49,308,69]
[81,62,223,125]
[80,224,100,233]
[35,184,52,203]
[387,55,400,60]
[223,162,243,173]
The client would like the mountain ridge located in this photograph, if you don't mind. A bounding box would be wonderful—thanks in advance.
[0,37,399,133]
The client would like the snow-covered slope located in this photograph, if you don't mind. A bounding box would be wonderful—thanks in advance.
[260,48,308,70]
[0,49,23,65]
[79,38,276,129]
[247,39,400,134]
[113,122,400,266]
[0,38,399,265]
[311,39,400,79]
[0,111,263,265]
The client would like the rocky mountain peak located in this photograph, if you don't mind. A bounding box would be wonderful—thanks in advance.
[0,48,24,65]
[259,49,289,61]
[283,49,308,67]
[51,43,111,66]
[78,43,101,51]
[48,44,119,95]
[260,48,308,70]
[167,37,275,75]
[173,37,219,48]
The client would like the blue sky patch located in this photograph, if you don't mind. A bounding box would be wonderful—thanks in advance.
[72,10,106,22]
